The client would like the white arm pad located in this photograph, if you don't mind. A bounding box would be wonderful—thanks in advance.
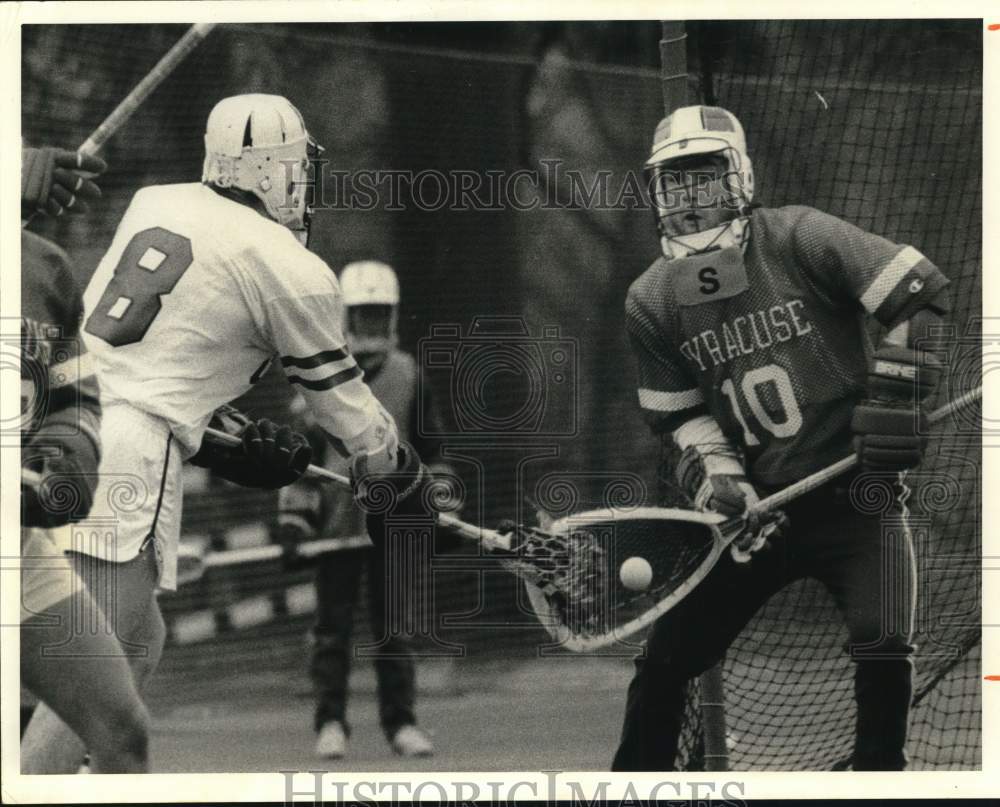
[342,401,399,475]
[673,414,745,477]
[672,414,747,509]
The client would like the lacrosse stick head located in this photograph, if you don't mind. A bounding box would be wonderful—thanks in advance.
[507,507,728,652]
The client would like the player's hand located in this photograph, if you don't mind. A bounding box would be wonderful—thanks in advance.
[697,474,786,563]
[241,419,313,488]
[190,406,312,489]
[352,443,432,554]
[729,509,788,563]
[851,403,926,471]
[851,345,942,472]
[696,473,758,519]
[350,441,429,516]
[22,147,108,219]
[22,427,100,528]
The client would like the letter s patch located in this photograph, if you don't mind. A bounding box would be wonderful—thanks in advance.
[698,266,721,295]
[674,246,749,306]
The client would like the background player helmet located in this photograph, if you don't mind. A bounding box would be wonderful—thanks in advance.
[202,94,324,246]
[645,105,754,260]
[340,260,400,358]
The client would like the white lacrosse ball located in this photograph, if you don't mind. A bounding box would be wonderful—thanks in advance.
[619,556,653,591]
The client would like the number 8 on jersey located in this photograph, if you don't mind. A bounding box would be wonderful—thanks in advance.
[84,227,194,347]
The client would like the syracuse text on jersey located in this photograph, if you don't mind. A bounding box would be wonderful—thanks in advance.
[678,299,814,371]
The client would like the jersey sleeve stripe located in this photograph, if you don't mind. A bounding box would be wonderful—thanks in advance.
[287,365,363,392]
[280,347,351,370]
[873,264,950,328]
[859,246,925,314]
[638,386,704,412]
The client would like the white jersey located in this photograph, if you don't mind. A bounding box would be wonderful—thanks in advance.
[82,183,390,459]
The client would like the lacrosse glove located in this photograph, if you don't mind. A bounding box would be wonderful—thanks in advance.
[22,147,107,219]
[852,345,942,472]
[190,405,312,489]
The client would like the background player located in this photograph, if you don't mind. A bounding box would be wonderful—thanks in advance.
[19,95,431,773]
[277,260,453,759]
[20,145,151,773]
[613,105,948,771]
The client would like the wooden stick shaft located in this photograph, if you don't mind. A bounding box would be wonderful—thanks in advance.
[201,427,503,548]
[79,23,216,156]
[23,24,215,230]
[753,386,982,514]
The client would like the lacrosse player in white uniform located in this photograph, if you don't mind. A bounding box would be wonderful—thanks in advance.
[20,94,431,772]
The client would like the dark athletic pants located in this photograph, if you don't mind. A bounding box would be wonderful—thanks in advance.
[310,545,417,738]
[611,472,916,771]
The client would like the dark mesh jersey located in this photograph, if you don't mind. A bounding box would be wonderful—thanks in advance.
[21,230,101,445]
[626,205,949,486]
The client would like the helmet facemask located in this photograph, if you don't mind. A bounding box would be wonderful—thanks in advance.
[280,137,324,248]
[643,106,755,261]
[647,145,751,260]
[346,304,398,371]
[339,260,400,371]
[202,94,325,247]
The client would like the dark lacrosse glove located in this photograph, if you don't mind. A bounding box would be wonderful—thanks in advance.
[22,147,107,219]
[190,405,312,489]
[852,345,942,472]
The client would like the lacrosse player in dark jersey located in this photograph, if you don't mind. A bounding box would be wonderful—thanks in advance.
[612,106,949,771]
[19,146,153,772]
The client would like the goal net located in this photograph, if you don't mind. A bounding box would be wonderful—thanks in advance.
[676,19,981,771]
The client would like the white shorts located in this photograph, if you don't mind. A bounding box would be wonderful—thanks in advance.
[48,403,183,590]
[20,527,82,623]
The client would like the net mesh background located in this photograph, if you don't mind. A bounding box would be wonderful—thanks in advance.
[21,20,981,770]
[676,19,982,771]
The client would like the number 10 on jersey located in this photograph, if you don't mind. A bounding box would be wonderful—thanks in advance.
[719,363,803,446]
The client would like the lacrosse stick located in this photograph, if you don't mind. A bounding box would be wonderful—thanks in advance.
[520,385,982,651]
[198,385,981,650]
[23,24,217,228]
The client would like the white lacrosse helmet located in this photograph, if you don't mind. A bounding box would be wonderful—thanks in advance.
[202,94,323,245]
[339,261,400,356]
[645,105,754,260]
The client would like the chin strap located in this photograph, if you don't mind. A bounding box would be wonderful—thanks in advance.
[661,215,750,260]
